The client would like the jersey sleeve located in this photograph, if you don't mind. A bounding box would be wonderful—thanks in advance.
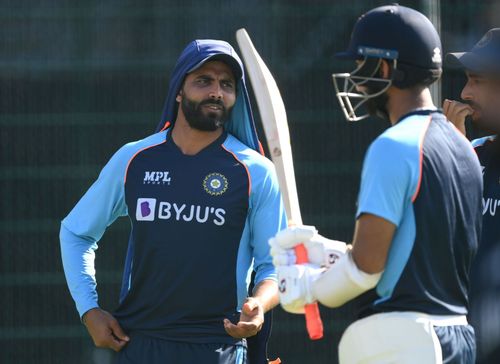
[471,135,495,148]
[249,161,287,286]
[60,146,129,318]
[356,137,419,226]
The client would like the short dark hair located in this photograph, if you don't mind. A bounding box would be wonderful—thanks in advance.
[391,62,442,89]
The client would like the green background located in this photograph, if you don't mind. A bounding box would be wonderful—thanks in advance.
[1,0,496,363]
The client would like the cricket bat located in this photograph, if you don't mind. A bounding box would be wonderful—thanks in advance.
[236,28,324,340]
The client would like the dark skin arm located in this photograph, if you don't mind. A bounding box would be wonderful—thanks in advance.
[351,213,396,274]
[82,307,130,352]
[223,279,279,339]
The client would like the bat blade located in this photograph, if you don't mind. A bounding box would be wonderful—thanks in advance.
[236,28,302,225]
[236,28,323,340]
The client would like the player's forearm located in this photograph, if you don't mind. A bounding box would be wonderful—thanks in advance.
[251,279,279,312]
[60,223,100,318]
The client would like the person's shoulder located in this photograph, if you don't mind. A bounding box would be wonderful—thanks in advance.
[369,113,433,157]
[370,126,418,156]
[113,131,168,162]
[108,131,166,168]
[223,134,274,171]
[471,135,496,149]
[120,131,167,153]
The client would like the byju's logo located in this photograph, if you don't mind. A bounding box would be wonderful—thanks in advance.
[143,171,171,185]
[136,198,156,221]
[483,197,500,217]
[135,198,226,226]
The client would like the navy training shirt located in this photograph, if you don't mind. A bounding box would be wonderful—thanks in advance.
[355,110,483,317]
[468,135,500,360]
[471,136,500,257]
[60,129,287,344]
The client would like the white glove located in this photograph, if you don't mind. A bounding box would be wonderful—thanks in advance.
[277,264,324,314]
[269,225,348,268]
[270,225,348,314]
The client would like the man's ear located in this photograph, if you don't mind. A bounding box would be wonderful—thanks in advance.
[176,89,183,103]
[379,60,391,80]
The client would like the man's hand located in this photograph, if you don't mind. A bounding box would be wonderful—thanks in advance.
[269,225,348,268]
[276,263,324,314]
[223,297,264,338]
[443,99,473,135]
[83,308,130,352]
[269,225,347,313]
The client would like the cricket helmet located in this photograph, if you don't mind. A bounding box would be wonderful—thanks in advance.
[333,4,442,121]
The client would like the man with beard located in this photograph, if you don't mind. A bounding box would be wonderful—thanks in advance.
[269,5,482,363]
[443,28,500,364]
[60,39,286,364]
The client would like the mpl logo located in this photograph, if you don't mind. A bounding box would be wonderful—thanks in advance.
[143,171,171,185]
[136,198,156,221]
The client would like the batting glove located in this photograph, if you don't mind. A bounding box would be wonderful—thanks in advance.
[269,225,348,268]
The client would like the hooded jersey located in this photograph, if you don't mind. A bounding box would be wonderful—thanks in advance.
[60,39,286,345]
[355,110,482,317]
[156,39,262,154]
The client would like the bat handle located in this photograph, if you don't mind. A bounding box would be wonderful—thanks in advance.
[305,303,324,340]
[294,244,309,265]
[294,244,324,340]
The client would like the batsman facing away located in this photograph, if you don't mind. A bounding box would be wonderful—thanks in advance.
[270,4,481,364]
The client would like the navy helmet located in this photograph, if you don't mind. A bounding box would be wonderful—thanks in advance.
[446,28,500,75]
[333,4,442,121]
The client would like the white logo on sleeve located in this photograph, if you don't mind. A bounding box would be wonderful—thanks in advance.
[136,198,156,221]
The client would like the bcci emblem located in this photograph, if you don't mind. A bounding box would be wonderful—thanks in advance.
[203,173,228,196]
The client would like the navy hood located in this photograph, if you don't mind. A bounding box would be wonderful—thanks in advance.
[156,39,262,154]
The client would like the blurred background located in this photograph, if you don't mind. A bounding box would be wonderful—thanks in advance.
[1,0,498,363]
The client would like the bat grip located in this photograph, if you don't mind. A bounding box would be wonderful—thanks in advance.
[294,243,324,340]
[294,244,308,264]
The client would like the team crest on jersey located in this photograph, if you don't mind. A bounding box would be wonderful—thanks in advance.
[203,173,228,196]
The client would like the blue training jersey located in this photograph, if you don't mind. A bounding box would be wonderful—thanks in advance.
[468,135,500,358]
[471,135,500,254]
[355,110,483,317]
[60,129,287,344]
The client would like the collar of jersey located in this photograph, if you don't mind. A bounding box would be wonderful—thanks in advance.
[396,108,441,124]
[165,128,228,157]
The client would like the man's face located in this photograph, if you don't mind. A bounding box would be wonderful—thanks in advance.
[177,60,237,131]
[353,58,391,121]
[461,71,500,133]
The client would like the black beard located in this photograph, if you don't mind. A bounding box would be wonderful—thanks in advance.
[472,115,500,135]
[181,97,231,132]
[365,91,390,121]
[465,101,500,135]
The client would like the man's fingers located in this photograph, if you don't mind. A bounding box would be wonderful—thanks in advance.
[442,99,451,114]
[107,336,126,352]
[223,319,258,338]
[243,299,259,312]
[443,99,474,131]
[224,319,244,338]
[443,100,473,118]
[109,319,130,342]
[457,106,474,118]
[274,225,317,248]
